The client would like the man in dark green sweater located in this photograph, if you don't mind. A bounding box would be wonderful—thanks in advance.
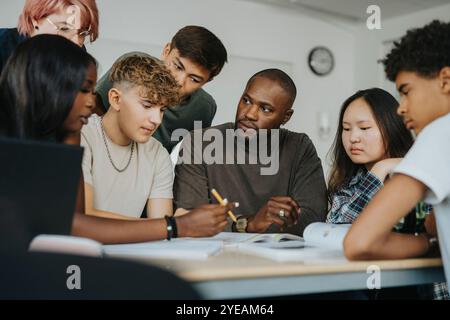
[95,25,227,153]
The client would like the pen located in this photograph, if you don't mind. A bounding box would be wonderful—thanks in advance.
[210,188,238,222]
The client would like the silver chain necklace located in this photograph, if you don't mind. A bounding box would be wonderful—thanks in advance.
[100,117,135,173]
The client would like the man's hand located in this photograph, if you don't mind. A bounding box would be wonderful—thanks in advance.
[247,196,300,233]
[177,203,237,237]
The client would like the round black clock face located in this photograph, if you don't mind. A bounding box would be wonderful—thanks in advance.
[308,46,334,76]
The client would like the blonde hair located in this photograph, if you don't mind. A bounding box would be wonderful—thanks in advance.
[17,0,99,42]
[110,55,180,107]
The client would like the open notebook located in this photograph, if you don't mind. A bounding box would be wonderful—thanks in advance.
[213,232,301,243]
[235,223,351,261]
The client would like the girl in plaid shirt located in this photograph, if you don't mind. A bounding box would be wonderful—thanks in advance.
[327,88,448,300]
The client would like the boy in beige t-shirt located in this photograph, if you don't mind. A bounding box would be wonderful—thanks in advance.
[81,54,180,220]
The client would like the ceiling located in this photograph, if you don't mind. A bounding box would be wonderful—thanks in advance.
[235,0,450,22]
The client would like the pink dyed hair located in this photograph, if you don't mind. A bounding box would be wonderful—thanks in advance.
[17,0,99,42]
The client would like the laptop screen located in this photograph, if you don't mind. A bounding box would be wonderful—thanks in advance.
[0,138,83,244]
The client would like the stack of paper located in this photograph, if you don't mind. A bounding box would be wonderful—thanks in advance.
[103,239,223,260]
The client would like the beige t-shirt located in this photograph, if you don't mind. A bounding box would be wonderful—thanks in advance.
[81,114,173,218]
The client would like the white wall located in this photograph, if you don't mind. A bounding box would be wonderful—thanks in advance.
[353,3,450,98]
[1,0,358,177]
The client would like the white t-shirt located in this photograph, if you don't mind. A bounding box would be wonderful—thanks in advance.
[81,114,173,218]
[394,113,450,284]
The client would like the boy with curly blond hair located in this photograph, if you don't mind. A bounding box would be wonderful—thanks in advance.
[81,54,180,220]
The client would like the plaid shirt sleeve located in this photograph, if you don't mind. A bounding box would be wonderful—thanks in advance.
[327,171,383,224]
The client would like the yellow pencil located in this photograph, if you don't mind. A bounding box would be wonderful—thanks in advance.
[211,188,238,222]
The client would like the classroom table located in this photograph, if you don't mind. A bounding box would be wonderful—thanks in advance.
[115,248,445,299]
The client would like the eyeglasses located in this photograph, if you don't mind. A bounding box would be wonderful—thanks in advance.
[46,17,91,44]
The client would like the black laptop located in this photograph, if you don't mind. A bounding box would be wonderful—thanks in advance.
[0,138,83,242]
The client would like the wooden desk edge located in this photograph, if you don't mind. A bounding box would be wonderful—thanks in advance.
[178,258,443,282]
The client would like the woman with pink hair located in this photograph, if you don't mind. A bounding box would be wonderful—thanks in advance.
[0,0,99,73]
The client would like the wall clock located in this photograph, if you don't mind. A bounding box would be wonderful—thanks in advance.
[308,46,334,76]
